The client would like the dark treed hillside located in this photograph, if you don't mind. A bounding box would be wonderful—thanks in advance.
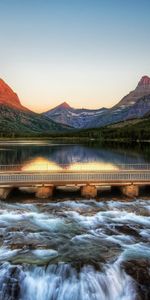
[55,117,150,141]
[0,105,70,137]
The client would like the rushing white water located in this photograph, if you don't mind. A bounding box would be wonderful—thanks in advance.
[20,263,136,300]
[0,199,149,299]
[0,262,135,300]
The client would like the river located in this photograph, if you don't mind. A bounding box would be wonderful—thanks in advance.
[0,140,149,299]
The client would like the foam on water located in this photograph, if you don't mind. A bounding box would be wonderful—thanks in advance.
[0,199,149,299]
[0,262,136,300]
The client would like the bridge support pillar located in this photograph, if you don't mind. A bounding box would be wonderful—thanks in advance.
[120,185,139,198]
[35,186,54,199]
[81,185,97,198]
[0,187,12,200]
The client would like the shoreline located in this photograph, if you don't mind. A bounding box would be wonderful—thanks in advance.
[0,137,150,143]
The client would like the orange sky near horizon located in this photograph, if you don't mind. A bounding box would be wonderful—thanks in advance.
[0,1,150,112]
[2,72,146,113]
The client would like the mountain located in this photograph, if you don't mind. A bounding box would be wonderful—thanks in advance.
[87,93,150,128]
[114,75,150,108]
[43,76,150,129]
[0,105,70,136]
[0,79,29,111]
[0,79,69,136]
[43,102,108,128]
[1,75,150,136]
[124,94,150,119]
[88,76,150,128]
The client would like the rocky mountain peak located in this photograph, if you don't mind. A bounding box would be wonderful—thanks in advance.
[137,75,150,87]
[0,78,21,105]
[0,78,28,111]
[58,102,71,109]
[114,75,150,109]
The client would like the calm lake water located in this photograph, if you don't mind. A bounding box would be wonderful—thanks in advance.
[0,140,149,170]
[0,140,149,300]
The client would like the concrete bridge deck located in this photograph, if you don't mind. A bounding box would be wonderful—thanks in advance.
[0,164,150,199]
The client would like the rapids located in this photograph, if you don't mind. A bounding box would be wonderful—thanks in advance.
[0,199,149,299]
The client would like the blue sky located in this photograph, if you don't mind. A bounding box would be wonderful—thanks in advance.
[0,0,150,111]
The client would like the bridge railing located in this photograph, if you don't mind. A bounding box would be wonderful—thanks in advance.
[0,171,150,184]
[0,163,150,172]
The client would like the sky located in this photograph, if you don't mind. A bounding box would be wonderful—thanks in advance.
[0,0,150,112]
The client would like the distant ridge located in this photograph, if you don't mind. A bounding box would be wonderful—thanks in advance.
[44,102,108,128]
[1,75,150,135]
[44,75,150,129]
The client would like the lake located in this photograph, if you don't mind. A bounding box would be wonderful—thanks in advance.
[0,140,149,170]
[0,140,149,300]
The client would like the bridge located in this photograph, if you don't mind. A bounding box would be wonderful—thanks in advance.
[0,164,150,199]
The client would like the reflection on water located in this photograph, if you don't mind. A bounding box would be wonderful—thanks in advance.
[22,157,63,171]
[23,157,118,171]
[0,140,149,171]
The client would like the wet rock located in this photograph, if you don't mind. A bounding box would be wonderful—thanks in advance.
[71,260,101,272]
[0,266,23,300]
[60,238,121,267]
[10,249,58,265]
[114,225,140,237]
[122,259,150,300]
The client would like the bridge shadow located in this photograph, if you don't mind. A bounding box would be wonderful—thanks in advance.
[5,185,150,203]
